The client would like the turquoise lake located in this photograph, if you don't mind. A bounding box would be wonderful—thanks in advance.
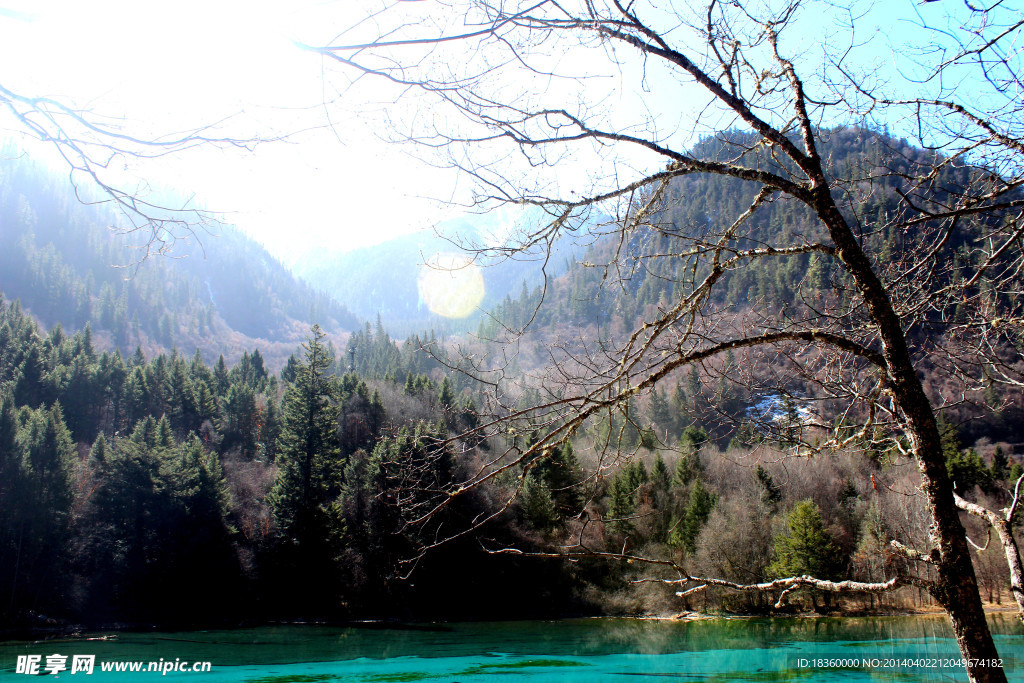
[2,615,1022,681]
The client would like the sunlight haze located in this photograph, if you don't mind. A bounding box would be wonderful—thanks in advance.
[0,0,461,259]
[0,0,980,261]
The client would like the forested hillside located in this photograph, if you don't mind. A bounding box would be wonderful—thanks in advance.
[0,300,595,627]
[488,128,981,326]
[2,129,1022,633]
[481,127,1024,444]
[0,148,359,366]
[1,293,1019,631]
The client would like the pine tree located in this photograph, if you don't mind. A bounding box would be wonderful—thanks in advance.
[14,342,46,408]
[651,452,671,493]
[21,403,76,513]
[947,447,993,493]
[138,415,161,446]
[668,479,716,552]
[685,367,702,409]
[172,435,231,523]
[438,376,455,410]
[220,383,258,458]
[0,396,26,621]
[853,501,889,583]
[460,396,479,432]
[359,423,456,577]
[756,464,783,506]
[767,500,840,580]
[669,381,687,436]
[269,324,345,547]
[680,425,708,453]
[991,446,1009,481]
[190,348,209,383]
[122,366,147,427]
[89,432,108,464]
[937,414,962,460]
[8,403,76,616]
[1008,464,1024,500]
[535,442,583,515]
[368,389,386,435]
[625,459,648,492]
[649,388,672,436]
[607,469,636,534]
[80,323,95,360]
[155,414,175,449]
[213,355,230,396]
[194,381,218,424]
[281,354,300,384]
[522,474,558,532]
[806,253,830,291]
[681,480,716,552]
[259,397,282,462]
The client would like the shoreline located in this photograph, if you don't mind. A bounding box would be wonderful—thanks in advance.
[3,605,1019,641]
[647,603,1022,622]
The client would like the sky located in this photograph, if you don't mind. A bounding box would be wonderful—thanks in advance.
[0,0,998,263]
[0,0,468,262]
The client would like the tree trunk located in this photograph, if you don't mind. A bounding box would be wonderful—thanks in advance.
[955,492,1024,622]
[814,187,1007,683]
[992,519,1024,621]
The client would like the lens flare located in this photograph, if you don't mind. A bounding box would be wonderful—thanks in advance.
[417,252,486,319]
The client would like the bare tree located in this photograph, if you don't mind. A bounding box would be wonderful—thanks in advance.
[955,476,1024,621]
[862,0,1024,628]
[0,82,262,257]
[316,2,1023,680]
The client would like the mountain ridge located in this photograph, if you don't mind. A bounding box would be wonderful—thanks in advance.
[0,146,360,369]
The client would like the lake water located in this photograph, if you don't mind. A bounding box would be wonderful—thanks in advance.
[2,614,1022,681]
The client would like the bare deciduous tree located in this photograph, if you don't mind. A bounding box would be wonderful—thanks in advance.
[956,478,1024,620]
[0,82,262,257]
[317,2,1023,680]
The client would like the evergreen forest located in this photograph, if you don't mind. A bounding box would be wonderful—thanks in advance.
[1,129,1023,632]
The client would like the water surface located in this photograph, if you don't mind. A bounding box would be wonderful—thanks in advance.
[2,614,1021,681]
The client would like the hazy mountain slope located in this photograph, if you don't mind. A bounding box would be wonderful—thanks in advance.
[292,211,588,336]
[0,147,359,367]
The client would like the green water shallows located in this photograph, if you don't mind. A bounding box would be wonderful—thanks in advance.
[1,615,1021,682]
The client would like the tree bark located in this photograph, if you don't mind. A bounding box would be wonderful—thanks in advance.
[956,490,1024,622]
[990,518,1024,622]
[813,185,1007,683]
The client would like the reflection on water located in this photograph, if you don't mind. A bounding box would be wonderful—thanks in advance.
[1,614,1021,681]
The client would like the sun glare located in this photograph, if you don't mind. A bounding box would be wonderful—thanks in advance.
[417,252,486,319]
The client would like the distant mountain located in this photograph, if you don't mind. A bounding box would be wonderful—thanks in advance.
[0,146,360,367]
[469,127,1024,447]
[291,207,590,336]
[481,127,959,333]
